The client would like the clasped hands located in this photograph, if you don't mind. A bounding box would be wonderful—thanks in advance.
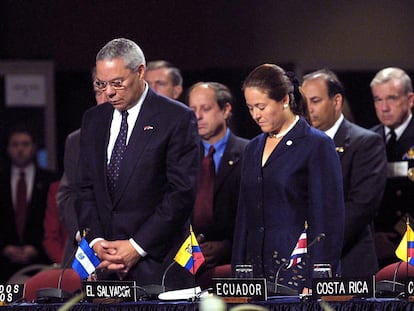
[93,240,140,279]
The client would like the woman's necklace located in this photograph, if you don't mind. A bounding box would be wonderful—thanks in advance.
[268,115,299,139]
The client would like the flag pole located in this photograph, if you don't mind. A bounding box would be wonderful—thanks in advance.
[407,217,410,281]
[190,225,197,297]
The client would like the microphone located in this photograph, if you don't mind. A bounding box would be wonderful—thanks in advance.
[137,260,175,300]
[307,233,325,248]
[36,229,88,302]
[267,232,326,296]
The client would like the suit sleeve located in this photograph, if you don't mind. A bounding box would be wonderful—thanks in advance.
[131,109,200,257]
[57,132,80,242]
[307,135,345,276]
[76,111,105,240]
[342,132,387,251]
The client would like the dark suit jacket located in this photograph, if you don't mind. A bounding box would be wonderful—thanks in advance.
[371,117,414,267]
[195,132,249,263]
[77,89,200,288]
[57,129,81,265]
[232,117,345,292]
[0,165,56,282]
[334,119,387,277]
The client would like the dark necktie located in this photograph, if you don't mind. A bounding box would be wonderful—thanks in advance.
[107,110,128,199]
[386,129,398,161]
[193,146,216,234]
[15,170,27,241]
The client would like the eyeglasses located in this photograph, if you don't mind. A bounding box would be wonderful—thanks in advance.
[374,94,408,106]
[94,70,136,91]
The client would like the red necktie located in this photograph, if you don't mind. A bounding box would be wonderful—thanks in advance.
[15,170,28,241]
[193,146,215,234]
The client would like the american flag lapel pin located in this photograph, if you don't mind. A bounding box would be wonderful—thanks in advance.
[143,125,154,131]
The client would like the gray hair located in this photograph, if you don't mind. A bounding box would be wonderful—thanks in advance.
[96,38,146,71]
[146,60,183,86]
[370,67,412,94]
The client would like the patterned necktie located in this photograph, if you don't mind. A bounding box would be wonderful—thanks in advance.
[193,146,216,234]
[15,170,27,241]
[386,129,397,161]
[107,110,128,200]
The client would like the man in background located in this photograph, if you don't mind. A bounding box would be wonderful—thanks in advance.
[144,60,183,100]
[370,67,414,268]
[302,69,387,277]
[0,125,56,282]
[187,82,248,288]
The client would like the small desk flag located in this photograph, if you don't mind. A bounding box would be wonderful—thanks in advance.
[395,221,414,266]
[174,229,205,274]
[72,238,101,279]
[286,225,307,269]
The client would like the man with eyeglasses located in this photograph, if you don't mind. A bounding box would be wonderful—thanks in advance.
[76,38,199,289]
[144,60,183,100]
[370,67,414,269]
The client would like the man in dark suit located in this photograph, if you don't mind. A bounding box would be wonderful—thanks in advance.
[302,69,387,277]
[76,38,199,288]
[187,82,249,288]
[370,67,414,268]
[0,125,56,282]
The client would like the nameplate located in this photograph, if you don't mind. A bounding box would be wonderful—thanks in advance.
[405,278,414,296]
[0,284,24,304]
[213,278,267,300]
[83,281,137,302]
[312,277,373,298]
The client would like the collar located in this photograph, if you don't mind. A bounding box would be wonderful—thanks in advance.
[385,113,412,140]
[324,114,344,139]
[202,128,230,156]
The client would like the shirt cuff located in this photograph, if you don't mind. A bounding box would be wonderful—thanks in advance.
[90,238,104,248]
[129,238,147,257]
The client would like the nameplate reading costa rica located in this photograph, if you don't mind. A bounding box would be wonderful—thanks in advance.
[0,284,24,303]
[312,277,373,298]
[213,278,267,300]
[83,281,137,302]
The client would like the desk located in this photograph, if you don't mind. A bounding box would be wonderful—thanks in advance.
[2,298,414,311]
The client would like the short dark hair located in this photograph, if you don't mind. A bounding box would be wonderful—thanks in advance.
[7,123,37,145]
[303,69,345,99]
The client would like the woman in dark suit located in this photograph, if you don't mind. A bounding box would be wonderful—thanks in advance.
[232,64,345,293]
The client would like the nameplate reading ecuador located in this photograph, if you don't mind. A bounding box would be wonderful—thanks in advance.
[213,278,267,300]
[83,281,137,302]
[404,278,414,296]
[312,277,373,298]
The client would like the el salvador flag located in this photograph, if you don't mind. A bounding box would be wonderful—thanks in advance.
[72,238,101,279]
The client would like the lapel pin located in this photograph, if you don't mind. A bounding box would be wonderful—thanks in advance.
[143,125,154,131]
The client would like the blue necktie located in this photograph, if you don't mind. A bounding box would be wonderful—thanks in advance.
[107,110,128,199]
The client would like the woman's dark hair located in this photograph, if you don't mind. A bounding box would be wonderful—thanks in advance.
[242,64,309,121]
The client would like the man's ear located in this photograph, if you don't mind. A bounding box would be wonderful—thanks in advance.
[173,85,183,100]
